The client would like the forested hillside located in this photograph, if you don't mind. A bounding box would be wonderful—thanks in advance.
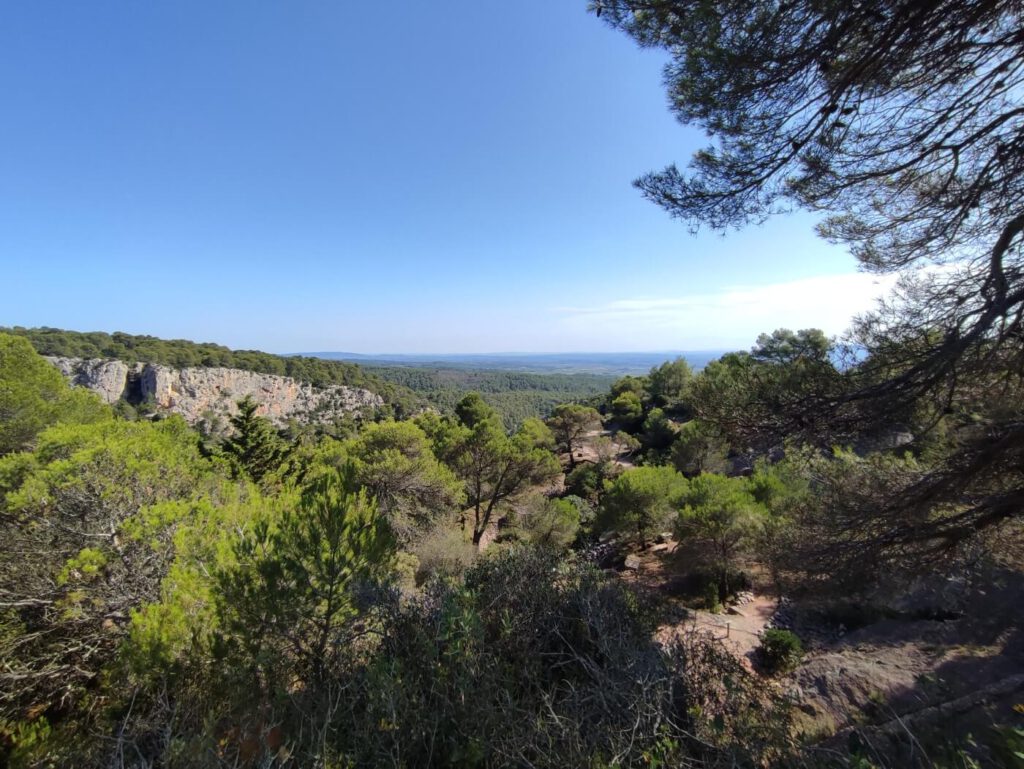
[3,326,422,412]
[6,327,613,427]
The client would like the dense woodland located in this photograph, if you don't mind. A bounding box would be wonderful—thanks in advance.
[362,365,614,429]
[4,0,1024,766]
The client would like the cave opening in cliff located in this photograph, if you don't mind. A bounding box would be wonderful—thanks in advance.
[122,370,145,405]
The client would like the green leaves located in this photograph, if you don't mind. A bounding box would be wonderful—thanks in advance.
[671,419,730,476]
[442,394,561,545]
[344,419,464,541]
[751,328,832,365]
[611,390,643,428]
[675,473,767,596]
[0,333,110,455]
[647,357,694,411]
[517,496,581,550]
[599,465,689,546]
[214,466,395,687]
[0,416,213,727]
[546,403,601,467]
[454,392,500,430]
[677,474,764,547]
[757,628,804,674]
[221,396,290,483]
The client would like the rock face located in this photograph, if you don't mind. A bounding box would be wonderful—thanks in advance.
[47,357,383,426]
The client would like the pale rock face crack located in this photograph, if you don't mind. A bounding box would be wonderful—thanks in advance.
[46,357,383,426]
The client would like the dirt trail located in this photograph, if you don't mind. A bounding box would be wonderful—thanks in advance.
[621,544,777,668]
[663,594,778,663]
[569,429,636,469]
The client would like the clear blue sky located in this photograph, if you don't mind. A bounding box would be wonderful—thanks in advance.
[0,1,886,354]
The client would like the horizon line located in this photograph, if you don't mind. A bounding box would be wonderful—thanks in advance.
[288,349,737,357]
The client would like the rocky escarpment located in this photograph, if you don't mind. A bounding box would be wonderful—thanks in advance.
[47,357,383,426]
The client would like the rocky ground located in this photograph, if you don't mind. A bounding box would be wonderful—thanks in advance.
[610,537,1024,763]
[786,565,1024,759]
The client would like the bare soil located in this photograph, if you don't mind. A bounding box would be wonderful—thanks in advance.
[619,541,778,669]
[567,429,637,469]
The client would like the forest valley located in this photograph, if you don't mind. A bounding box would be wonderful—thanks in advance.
[5,0,1024,765]
[1,324,1022,768]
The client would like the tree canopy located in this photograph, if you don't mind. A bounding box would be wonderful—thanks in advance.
[593,0,1024,407]
[595,0,1024,558]
[221,396,290,484]
[0,333,110,455]
[751,329,831,366]
[676,474,766,597]
[593,0,1023,281]
[441,394,561,546]
[343,419,464,541]
[647,357,693,411]
[598,465,689,546]
[546,403,601,468]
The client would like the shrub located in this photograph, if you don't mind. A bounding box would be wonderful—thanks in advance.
[343,546,793,768]
[758,629,804,673]
[703,581,722,613]
[411,525,476,584]
[517,496,580,549]
[565,462,603,502]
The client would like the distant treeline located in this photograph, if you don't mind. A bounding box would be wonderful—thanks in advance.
[5,327,613,427]
[365,365,614,428]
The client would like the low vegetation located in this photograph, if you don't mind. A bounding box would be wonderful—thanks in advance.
[758,629,804,674]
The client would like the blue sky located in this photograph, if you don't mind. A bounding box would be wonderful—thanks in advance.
[0,1,888,353]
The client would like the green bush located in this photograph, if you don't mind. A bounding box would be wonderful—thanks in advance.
[758,628,804,673]
[703,581,722,613]
[517,496,580,549]
[411,525,476,584]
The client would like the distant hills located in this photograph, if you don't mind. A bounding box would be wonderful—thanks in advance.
[296,351,730,376]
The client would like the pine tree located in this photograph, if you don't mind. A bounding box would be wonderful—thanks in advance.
[222,396,289,482]
[215,465,394,690]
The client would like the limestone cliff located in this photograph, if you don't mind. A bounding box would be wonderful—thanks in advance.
[47,357,383,425]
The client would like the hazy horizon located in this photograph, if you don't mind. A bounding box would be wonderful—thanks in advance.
[293,348,732,357]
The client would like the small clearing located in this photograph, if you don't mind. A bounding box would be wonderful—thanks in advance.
[618,541,777,669]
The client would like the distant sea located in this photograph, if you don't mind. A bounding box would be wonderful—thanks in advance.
[292,351,733,376]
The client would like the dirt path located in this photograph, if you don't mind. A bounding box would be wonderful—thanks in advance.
[655,592,777,669]
[663,593,774,659]
[619,543,778,668]
[569,429,637,469]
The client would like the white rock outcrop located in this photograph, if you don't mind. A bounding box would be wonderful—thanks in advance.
[46,357,383,425]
